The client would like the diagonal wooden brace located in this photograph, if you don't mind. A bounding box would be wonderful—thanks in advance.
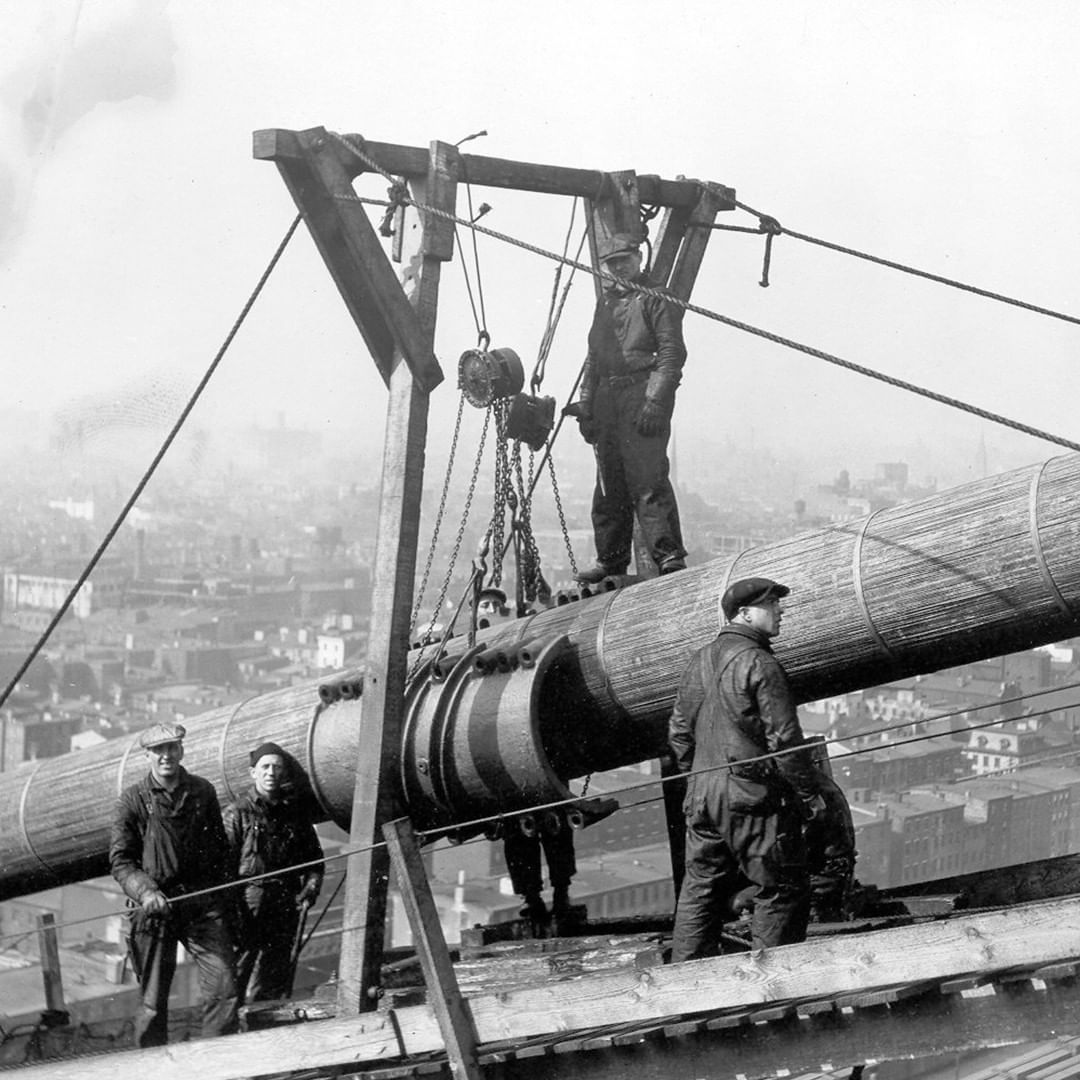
[254,126,444,393]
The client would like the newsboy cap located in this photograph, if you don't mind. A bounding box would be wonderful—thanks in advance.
[478,586,508,606]
[139,722,186,750]
[721,577,790,621]
[599,232,641,264]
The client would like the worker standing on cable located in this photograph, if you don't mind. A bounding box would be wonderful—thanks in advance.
[668,578,825,961]
[109,723,238,1047]
[223,741,324,1003]
[570,231,688,583]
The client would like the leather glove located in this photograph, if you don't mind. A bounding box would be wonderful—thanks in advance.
[140,888,170,916]
[635,398,669,437]
[297,878,320,908]
[577,412,598,446]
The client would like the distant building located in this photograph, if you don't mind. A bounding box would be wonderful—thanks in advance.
[2,560,125,626]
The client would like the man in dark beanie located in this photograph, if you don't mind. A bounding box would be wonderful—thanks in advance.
[223,741,324,1002]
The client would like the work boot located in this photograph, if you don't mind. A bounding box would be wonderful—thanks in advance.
[574,563,623,585]
[658,556,686,576]
[551,885,572,917]
[519,894,549,923]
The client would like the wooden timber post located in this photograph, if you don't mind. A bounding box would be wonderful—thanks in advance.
[383,818,481,1080]
[254,128,455,1013]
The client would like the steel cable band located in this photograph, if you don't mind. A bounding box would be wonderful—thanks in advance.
[305,703,336,821]
[218,693,260,804]
[594,589,630,714]
[852,509,899,662]
[1028,457,1075,618]
[116,736,139,797]
[715,552,745,630]
[19,761,54,878]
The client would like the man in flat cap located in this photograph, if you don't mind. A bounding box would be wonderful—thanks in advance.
[476,585,510,629]
[223,742,323,1002]
[668,578,825,960]
[110,722,238,1046]
[570,231,688,584]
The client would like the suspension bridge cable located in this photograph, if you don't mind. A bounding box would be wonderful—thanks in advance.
[0,215,303,713]
[332,134,1080,455]
[732,197,1080,328]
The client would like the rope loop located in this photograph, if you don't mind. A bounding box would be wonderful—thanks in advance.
[477,329,491,351]
[758,213,783,236]
[379,179,409,238]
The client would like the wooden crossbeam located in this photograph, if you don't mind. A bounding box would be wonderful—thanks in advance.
[15,897,1080,1080]
[255,133,736,209]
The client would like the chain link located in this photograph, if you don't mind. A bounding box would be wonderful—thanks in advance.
[547,453,579,578]
[410,392,466,636]
[412,408,492,651]
[511,442,545,604]
[489,401,511,587]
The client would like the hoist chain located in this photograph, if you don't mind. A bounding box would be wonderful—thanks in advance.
[547,453,579,578]
[410,392,467,637]
[511,443,546,605]
[489,401,512,587]
[413,407,492,649]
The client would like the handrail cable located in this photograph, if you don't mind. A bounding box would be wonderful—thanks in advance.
[0,214,303,714]
[7,681,1079,947]
[331,133,1080,455]
[732,197,1080,328]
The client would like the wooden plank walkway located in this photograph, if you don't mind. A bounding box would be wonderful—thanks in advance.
[7,893,1080,1080]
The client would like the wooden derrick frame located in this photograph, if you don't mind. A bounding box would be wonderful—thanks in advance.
[253,127,733,1015]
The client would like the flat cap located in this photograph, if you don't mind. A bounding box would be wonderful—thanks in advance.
[599,232,641,264]
[139,722,186,749]
[721,577,790,621]
[478,586,507,606]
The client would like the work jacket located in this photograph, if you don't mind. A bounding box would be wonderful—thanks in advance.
[109,768,230,903]
[668,624,820,823]
[223,788,323,900]
[580,274,687,414]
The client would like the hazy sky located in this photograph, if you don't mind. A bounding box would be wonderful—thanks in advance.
[3,1,1079,492]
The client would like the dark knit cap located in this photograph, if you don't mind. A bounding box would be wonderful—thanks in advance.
[249,741,288,766]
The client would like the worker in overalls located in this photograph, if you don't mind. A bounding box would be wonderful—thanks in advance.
[668,578,825,960]
[110,722,238,1047]
[571,232,688,583]
[224,741,324,1002]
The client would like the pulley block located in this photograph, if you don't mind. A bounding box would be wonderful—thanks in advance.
[505,393,556,451]
[458,346,524,408]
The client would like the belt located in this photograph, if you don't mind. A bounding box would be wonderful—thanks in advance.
[605,369,652,385]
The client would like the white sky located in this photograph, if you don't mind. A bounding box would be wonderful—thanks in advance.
[2,0,1079,489]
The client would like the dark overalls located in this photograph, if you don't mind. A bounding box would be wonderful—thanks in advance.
[668,625,820,960]
[580,277,687,573]
[223,790,323,1002]
[110,770,238,1047]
